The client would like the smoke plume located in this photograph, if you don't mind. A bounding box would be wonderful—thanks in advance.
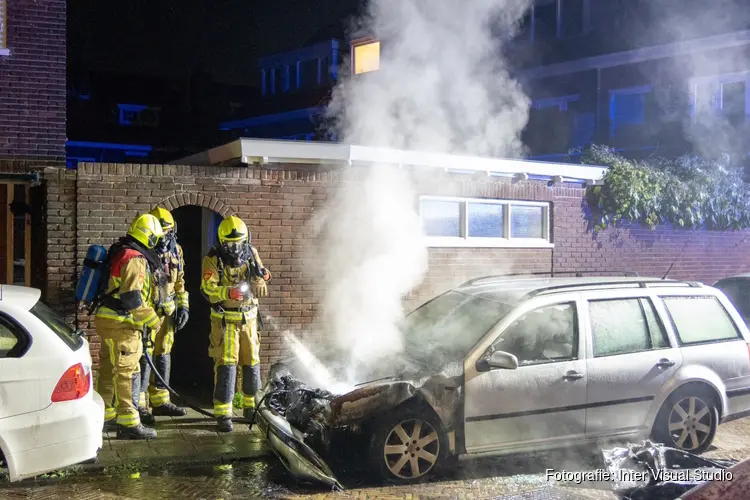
[634,0,750,164]
[307,0,533,386]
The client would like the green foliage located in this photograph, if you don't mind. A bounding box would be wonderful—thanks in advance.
[233,391,243,409]
[581,145,750,231]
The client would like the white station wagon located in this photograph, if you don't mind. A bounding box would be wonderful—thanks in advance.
[256,276,750,487]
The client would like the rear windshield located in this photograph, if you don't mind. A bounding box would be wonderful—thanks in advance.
[30,301,84,351]
[714,279,750,324]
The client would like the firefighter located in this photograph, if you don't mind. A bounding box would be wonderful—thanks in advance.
[94,213,165,440]
[201,216,271,433]
[136,207,189,424]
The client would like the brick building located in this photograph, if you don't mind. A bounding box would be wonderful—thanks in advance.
[25,138,750,397]
[0,0,65,287]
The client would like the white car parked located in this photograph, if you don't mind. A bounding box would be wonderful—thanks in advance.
[0,285,103,482]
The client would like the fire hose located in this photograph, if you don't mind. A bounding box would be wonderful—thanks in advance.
[140,322,284,426]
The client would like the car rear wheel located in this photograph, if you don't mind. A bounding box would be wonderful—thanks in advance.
[368,405,448,484]
[652,385,719,454]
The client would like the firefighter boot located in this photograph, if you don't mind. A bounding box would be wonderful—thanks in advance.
[139,407,156,426]
[150,354,187,417]
[117,424,157,440]
[152,402,187,417]
[217,416,233,433]
[241,364,261,428]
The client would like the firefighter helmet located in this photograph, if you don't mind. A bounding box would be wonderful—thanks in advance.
[217,216,251,265]
[128,213,164,250]
[149,206,176,232]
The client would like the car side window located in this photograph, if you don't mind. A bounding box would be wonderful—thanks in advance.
[590,298,669,358]
[662,295,741,345]
[0,321,19,357]
[490,302,578,366]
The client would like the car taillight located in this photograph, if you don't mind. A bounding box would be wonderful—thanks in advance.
[51,363,90,403]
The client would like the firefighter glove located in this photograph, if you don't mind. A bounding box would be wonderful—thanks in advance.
[252,280,268,298]
[174,307,189,331]
[229,287,245,300]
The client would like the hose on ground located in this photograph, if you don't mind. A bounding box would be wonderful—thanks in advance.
[141,341,282,427]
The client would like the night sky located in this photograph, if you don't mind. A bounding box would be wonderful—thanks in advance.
[68,0,360,85]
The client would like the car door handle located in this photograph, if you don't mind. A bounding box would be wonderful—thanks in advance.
[562,370,584,381]
[656,358,675,369]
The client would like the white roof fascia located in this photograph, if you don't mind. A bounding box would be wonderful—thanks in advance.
[176,138,608,182]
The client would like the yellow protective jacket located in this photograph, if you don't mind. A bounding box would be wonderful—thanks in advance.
[201,246,267,324]
[155,243,189,317]
[94,247,161,330]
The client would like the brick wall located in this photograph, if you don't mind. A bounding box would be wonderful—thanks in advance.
[0,0,66,160]
[36,162,750,376]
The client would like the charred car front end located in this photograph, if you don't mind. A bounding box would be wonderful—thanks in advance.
[254,353,464,489]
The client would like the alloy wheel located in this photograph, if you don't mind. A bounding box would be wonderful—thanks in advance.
[667,396,714,451]
[382,417,440,479]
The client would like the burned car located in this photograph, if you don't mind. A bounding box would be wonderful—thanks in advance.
[254,276,750,487]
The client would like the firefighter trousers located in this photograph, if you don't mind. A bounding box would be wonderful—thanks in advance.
[94,316,143,428]
[208,315,261,418]
[138,315,176,408]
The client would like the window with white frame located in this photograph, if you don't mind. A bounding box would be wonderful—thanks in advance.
[690,71,750,126]
[420,196,551,247]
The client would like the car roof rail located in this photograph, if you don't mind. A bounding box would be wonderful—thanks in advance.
[520,278,697,300]
[461,270,639,287]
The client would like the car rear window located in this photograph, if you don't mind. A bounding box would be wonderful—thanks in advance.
[29,301,84,351]
[662,295,741,345]
[714,279,750,323]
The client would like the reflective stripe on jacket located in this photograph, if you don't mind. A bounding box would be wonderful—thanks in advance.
[95,249,160,329]
[201,251,264,323]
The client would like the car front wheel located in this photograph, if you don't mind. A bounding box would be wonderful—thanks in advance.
[652,385,719,454]
[369,406,448,484]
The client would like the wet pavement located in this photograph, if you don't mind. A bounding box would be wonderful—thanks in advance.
[3,417,750,499]
[96,407,268,468]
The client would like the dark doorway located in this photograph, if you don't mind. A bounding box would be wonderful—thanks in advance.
[170,205,223,405]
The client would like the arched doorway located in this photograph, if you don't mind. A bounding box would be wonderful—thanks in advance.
[170,204,224,404]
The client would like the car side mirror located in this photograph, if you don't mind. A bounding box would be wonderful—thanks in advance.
[476,350,519,372]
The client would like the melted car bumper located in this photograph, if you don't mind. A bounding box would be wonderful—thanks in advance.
[255,388,342,490]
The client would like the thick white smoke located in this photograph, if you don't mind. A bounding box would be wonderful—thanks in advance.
[308,0,533,386]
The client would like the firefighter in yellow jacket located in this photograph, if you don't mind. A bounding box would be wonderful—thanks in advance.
[136,207,189,424]
[94,213,164,440]
[201,216,270,433]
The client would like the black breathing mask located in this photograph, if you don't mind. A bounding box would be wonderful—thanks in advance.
[221,240,251,267]
[157,231,177,255]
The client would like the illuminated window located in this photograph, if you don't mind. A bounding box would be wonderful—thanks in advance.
[0,0,7,53]
[420,196,551,248]
[352,40,380,75]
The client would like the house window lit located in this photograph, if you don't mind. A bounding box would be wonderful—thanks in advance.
[351,39,380,75]
[420,196,551,248]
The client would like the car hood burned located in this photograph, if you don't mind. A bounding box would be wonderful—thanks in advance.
[261,346,463,453]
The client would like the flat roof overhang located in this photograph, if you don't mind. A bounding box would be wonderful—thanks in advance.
[173,138,608,185]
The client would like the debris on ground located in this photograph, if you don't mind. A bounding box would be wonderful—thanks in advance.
[602,440,737,499]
